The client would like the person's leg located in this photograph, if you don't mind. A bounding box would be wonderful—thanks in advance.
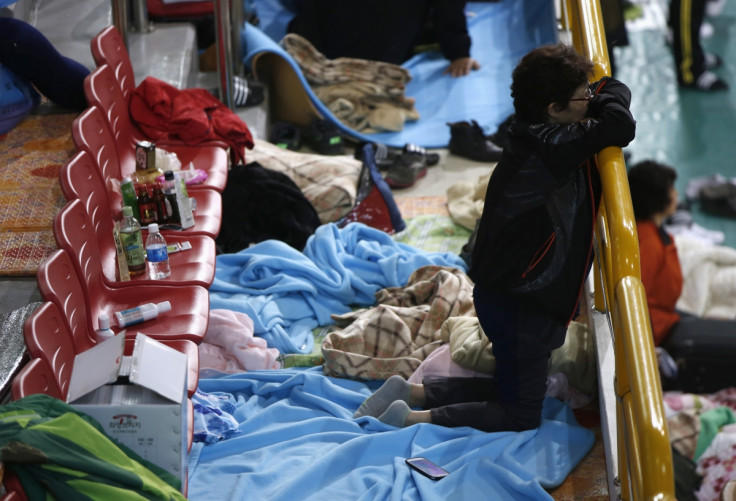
[423,287,565,432]
[0,18,89,109]
[669,0,726,90]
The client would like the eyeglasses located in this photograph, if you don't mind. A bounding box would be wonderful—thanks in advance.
[569,88,593,102]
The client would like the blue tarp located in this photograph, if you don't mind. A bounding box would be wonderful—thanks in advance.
[242,0,557,148]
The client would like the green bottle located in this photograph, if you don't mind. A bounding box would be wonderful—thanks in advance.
[119,206,146,276]
[121,177,140,223]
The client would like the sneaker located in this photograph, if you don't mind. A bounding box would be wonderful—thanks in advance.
[447,120,503,162]
[706,0,727,17]
[680,71,729,91]
[383,164,428,189]
[705,52,723,69]
[355,142,439,170]
[269,122,301,150]
[303,119,345,155]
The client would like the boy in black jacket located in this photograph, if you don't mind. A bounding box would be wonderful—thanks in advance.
[355,44,636,432]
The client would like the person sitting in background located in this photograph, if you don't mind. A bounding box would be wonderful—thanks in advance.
[628,161,683,345]
[287,0,481,77]
[0,17,89,111]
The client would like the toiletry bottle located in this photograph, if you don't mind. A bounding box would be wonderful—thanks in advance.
[120,177,139,222]
[152,183,168,225]
[96,313,115,342]
[114,301,172,328]
[119,206,146,276]
[162,170,180,224]
[137,185,156,225]
[145,223,171,280]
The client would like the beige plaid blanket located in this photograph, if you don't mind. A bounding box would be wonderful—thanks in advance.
[247,139,361,223]
[322,265,475,380]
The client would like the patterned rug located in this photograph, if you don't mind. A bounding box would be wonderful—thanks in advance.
[0,113,75,276]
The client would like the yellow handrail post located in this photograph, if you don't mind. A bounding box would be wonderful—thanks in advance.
[562,0,676,498]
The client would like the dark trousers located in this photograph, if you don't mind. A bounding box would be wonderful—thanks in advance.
[0,18,89,110]
[669,0,707,85]
[426,287,567,432]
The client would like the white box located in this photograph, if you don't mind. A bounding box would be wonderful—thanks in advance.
[66,333,188,489]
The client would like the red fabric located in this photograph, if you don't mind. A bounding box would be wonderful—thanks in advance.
[637,219,684,345]
[129,77,253,164]
[339,184,396,234]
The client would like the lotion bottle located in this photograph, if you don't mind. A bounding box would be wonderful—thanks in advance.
[114,301,171,328]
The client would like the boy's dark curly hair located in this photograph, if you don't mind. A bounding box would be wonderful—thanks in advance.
[511,44,594,123]
[628,160,678,220]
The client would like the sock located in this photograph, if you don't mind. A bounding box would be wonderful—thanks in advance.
[353,375,411,418]
[377,400,412,428]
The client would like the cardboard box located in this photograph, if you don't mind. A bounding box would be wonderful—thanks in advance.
[66,333,188,488]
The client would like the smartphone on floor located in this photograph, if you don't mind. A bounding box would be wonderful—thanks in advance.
[405,457,449,480]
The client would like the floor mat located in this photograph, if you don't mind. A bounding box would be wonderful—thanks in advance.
[0,112,74,276]
[245,0,557,149]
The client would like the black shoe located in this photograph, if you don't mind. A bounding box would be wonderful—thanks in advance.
[679,71,729,91]
[383,164,428,188]
[447,120,503,162]
[705,53,724,70]
[303,119,345,155]
[487,114,514,150]
[269,122,301,150]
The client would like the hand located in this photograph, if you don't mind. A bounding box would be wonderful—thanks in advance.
[444,57,481,78]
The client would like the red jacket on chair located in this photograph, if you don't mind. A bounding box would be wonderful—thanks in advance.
[129,76,253,164]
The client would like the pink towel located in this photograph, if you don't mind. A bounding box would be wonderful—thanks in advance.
[199,309,281,374]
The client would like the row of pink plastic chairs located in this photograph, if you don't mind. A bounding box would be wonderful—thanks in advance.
[6,24,233,499]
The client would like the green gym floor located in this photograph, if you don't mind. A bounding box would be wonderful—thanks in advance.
[615,0,736,246]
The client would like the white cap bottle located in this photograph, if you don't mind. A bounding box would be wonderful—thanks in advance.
[114,301,172,328]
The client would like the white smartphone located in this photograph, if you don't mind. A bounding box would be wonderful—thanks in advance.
[405,457,449,480]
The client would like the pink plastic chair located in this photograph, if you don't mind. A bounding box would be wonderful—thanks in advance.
[60,150,216,288]
[34,248,201,396]
[71,106,222,239]
[84,63,228,193]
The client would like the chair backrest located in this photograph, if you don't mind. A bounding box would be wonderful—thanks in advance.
[23,301,79,398]
[60,150,121,285]
[11,357,64,401]
[83,64,138,175]
[90,25,136,101]
[71,105,126,183]
[35,248,97,353]
[52,200,110,315]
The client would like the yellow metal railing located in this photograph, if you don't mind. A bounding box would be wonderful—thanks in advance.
[561,0,676,499]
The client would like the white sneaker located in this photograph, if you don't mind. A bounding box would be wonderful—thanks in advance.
[701,21,715,39]
[706,0,727,18]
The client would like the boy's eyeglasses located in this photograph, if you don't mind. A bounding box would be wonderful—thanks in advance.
[569,89,593,102]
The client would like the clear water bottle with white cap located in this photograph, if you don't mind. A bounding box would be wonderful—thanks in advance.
[145,223,170,279]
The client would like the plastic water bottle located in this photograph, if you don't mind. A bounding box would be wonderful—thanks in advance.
[145,223,171,279]
[120,206,146,276]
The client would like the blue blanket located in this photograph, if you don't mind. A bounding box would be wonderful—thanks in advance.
[243,0,557,148]
[187,368,595,500]
[210,222,467,354]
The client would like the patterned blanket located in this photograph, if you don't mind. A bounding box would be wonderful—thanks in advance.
[322,265,475,380]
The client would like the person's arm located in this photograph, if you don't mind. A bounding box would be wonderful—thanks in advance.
[536,77,636,174]
[433,0,480,77]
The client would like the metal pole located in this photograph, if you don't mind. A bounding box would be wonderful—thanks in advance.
[230,0,244,77]
[111,0,128,48]
[213,0,233,109]
[130,0,151,33]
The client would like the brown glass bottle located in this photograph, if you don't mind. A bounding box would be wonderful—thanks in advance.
[152,184,168,225]
[137,185,157,225]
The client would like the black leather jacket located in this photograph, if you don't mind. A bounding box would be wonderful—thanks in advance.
[469,77,636,325]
